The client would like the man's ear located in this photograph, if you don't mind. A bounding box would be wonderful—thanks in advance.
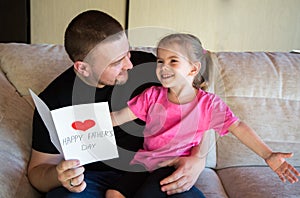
[190,62,201,76]
[74,61,90,77]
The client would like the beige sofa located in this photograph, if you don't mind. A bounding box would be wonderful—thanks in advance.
[0,43,299,198]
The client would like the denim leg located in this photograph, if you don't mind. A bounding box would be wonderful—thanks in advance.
[134,167,206,198]
[46,170,122,198]
[134,167,175,198]
[168,186,206,198]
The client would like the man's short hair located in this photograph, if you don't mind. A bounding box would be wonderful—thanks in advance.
[64,10,123,62]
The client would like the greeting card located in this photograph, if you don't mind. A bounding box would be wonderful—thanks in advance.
[29,90,119,166]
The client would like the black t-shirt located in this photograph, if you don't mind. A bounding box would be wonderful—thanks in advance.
[32,51,157,172]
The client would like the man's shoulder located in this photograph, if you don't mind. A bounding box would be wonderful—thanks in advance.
[39,66,74,107]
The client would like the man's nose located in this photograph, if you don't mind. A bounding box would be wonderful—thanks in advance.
[123,55,133,70]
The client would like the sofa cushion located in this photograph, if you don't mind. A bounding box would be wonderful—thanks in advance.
[195,168,228,198]
[210,52,300,169]
[0,43,72,106]
[217,166,300,198]
[0,70,41,197]
[0,43,72,197]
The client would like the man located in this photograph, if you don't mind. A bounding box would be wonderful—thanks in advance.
[27,10,205,197]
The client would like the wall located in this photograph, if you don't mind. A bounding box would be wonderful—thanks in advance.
[30,0,126,44]
[128,0,300,52]
[30,0,300,52]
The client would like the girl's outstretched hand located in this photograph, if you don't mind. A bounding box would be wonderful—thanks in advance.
[265,152,300,183]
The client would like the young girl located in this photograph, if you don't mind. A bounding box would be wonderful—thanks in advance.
[106,33,300,198]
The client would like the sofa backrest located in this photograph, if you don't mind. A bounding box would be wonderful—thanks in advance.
[0,43,73,107]
[210,52,300,169]
[0,43,72,197]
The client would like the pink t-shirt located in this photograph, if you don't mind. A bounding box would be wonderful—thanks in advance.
[128,86,238,171]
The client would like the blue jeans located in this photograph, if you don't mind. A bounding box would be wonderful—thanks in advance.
[46,170,122,198]
[46,169,205,198]
[112,166,205,198]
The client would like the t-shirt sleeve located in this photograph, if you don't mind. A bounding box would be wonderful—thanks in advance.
[209,95,239,136]
[127,87,155,122]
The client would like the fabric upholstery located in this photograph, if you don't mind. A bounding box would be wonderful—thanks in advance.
[196,168,228,198]
[0,43,72,104]
[217,166,300,198]
[210,52,300,169]
[0,69,40,197]
[0,43,72,197]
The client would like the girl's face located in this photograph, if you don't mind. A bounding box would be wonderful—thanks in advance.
[156,44,197,89]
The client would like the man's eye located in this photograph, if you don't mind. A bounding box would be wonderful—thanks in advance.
[111,62,120,67]
[111,59,123,67]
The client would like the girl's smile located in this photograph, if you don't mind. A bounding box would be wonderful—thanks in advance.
[156,45,195,90]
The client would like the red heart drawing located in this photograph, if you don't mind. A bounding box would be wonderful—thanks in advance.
[71,119,96,131]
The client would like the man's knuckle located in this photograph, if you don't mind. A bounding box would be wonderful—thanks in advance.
[177,180,184,187]
[56,164,62,172]
[57,174,64,182]
[173,172,181,179]
[175,180,182,187]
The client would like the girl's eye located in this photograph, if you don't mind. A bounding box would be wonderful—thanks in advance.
[170,59,178,63]
[157,60,163,64]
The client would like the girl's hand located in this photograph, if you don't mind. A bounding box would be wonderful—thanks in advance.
[265,152,300,183]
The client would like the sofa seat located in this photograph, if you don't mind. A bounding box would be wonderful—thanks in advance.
[217,167,300,198]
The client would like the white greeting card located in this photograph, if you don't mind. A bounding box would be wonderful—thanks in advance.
[29,89,119,166]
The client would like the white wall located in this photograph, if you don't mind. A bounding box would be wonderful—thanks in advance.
[128,0,300,52]
[30,0,300,52]
[30,0,126,44]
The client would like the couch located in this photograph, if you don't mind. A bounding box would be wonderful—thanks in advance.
[0,43,299,198]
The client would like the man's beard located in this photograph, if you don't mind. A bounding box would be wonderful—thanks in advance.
[114,72,128,85]
[115,77,127,85]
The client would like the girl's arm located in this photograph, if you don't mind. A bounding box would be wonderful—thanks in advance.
[229,120,300,183]
[229,120,273,159]
[111,107,137,126]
